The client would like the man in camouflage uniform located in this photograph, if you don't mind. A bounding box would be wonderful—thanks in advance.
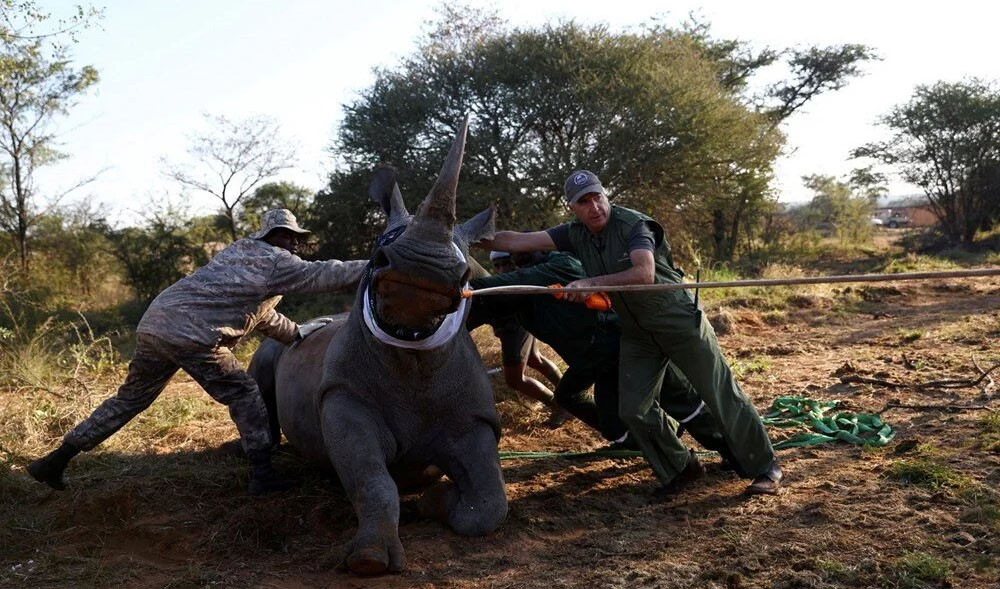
[480,171,784,498]
[27,209,367,496]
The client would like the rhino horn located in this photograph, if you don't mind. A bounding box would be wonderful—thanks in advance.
[405,115,468,241]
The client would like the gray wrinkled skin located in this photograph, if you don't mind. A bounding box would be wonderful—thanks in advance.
[139,238,367,348]
[249,119,506,576]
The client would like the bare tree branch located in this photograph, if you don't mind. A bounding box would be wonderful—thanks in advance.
[162,113,297,241]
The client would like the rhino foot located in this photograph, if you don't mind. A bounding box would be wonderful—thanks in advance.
[338,535,406,575]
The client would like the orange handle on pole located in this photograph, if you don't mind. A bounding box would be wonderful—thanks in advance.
[547,284,612,311]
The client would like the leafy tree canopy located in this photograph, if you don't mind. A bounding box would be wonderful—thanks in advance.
[316,5,875,265]
[854,79,1000,243]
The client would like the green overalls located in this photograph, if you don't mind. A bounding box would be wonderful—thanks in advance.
[566,205,775,483]
[470,252,729,454]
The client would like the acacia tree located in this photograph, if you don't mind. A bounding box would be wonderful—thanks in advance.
[165,114,296,242]
[854,80,1000,244]
[698,38,877,260]
[318,8,874,264]
[0,4,99,271]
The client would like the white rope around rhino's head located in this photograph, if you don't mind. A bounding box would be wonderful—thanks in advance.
[362,241,469,350]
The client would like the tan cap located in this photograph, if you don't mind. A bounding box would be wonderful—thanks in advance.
[250,209,311,240]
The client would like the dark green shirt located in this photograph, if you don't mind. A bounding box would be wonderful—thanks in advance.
[469,252,619,366]
[564,205,692,334]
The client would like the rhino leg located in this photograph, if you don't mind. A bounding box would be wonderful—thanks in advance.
[322,395,405,575]
[418,424,508,536]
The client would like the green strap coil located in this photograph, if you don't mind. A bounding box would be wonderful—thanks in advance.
[498,396,894,461]
[762,395,895,449]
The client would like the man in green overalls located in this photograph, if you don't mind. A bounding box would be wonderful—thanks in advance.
[479,171,783,497]
[468,250,734,460]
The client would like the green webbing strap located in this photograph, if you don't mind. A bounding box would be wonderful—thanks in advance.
[762,395,895,449]
[499,449,644,461]
[498,396,894,461]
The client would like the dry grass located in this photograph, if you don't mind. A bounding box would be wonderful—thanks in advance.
[2,241,1000,587]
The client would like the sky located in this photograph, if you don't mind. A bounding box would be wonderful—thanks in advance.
[29,0,1000,224]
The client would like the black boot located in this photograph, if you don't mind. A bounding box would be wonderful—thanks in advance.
[652,450,707,500]
[247,449,293,496]
[746,460,783,495]
[27,442,80,490]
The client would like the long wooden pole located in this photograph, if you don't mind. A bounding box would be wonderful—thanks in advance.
[463,267,1000,297]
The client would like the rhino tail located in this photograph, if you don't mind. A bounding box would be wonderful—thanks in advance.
[248,338,285,446]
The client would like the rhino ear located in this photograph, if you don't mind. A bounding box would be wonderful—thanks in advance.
[455,205,496,245]
[369,164,410,229]
[369,165,397,214]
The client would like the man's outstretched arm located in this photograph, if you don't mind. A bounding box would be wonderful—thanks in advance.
[477,230,557,253]
[562,249,655,302]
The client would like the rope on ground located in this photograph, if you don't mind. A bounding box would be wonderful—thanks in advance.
[498,396,894,461]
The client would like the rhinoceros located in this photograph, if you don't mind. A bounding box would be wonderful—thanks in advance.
[248,117,507,575]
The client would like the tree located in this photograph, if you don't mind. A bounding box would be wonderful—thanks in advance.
[107,202,208,303]
[692,31,878,260]
[1,2,102,43]
[319,7,875,265]
[761,44,878,123]
[30,199,114,301]
[0,4,99,271]
[240,181,314,233]
[799,173,877,245]
[854,79,1000,244]
[165,114,297,242]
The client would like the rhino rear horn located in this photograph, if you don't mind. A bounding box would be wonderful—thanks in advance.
[455,205,496,245]
[406,115,469,240]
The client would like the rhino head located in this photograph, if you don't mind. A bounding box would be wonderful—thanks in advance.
[366,116,493,337]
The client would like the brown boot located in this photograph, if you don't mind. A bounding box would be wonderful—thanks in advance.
[746,460,783,495]
[652,450,706,500]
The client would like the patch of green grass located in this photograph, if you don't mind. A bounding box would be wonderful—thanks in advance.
[134,395,220,439]
[699,263,837,312]
[892,551,951,587]
[816,559,856,583]
[887,458,972,490]
[861,443,889,456]
[731,356,772,380]
[960,503,1000,529]
[915,442,940,456]
[760,310,786,325]
[898,329,923,343]
[883,254,961,273]
[979,412,1000,452]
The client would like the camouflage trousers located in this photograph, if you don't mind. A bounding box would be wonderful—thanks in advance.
[65,332,272,453]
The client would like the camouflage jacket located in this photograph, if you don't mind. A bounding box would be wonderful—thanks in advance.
[137,238,367,349]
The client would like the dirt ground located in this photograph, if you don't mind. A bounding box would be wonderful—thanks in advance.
[3,274,999,588]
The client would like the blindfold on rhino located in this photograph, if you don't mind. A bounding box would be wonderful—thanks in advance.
[372,265,465,330]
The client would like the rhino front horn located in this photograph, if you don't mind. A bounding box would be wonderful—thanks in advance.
[406,115,469,241]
